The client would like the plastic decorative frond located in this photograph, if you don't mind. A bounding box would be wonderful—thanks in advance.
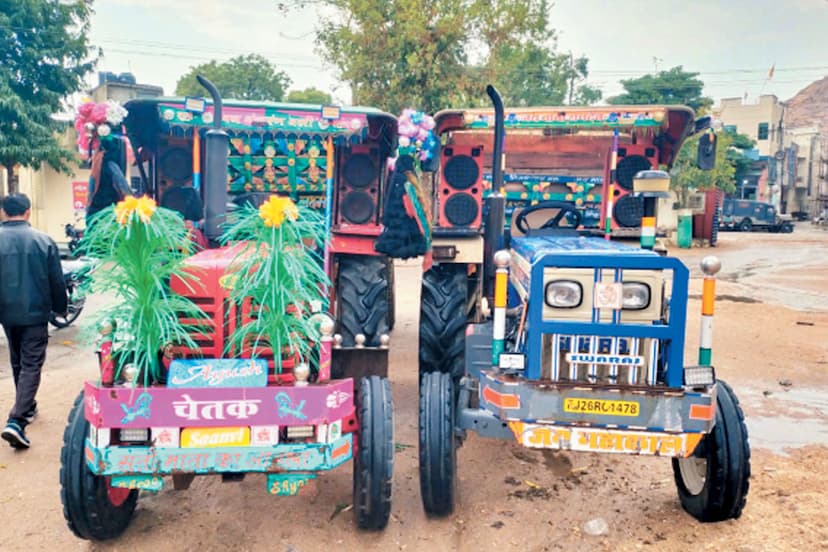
[79,196,207,384]
[220,195,329,372]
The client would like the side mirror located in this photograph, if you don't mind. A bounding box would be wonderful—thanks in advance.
[697,132,717,170]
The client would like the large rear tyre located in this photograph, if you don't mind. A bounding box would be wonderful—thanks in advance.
[60,392,138,540]
[672,380,751,522]
[419,264,468,380]
[419,371,457,517]
[353,376,394,530]
[738,218,752,232]
[337,255,391,347]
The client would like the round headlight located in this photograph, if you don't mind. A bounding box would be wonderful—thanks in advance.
[622,282,650,310]
[545,280,582,308]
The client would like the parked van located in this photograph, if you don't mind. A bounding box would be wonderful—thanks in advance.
[720,198,794,233]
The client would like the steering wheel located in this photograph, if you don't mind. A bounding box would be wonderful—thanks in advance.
[513,200,583,234]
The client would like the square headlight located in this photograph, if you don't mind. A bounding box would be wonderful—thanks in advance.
[545,280,582,308]
[622,282,651,310]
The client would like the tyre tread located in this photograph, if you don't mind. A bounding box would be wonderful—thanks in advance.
[419,265,468,380]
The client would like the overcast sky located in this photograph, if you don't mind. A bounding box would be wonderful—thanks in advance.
[88,0,828,107]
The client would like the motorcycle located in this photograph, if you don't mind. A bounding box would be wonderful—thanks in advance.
[64,222,83,256]
[50,224,89,329]
[50,260,88,328]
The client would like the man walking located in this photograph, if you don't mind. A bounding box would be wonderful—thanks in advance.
[0,193,67,448]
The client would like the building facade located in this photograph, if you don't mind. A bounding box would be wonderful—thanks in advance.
[712,95,786,207]
[714,92,828,217]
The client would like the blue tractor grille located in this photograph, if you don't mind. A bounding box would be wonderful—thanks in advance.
[544,334,660,385]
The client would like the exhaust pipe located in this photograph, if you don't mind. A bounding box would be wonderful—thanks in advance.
[483,85,506,299]
[197,75,228,244]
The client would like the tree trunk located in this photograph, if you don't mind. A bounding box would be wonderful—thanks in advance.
[3,162,19,195]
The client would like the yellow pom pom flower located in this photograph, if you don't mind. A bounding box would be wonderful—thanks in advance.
[115,195,157,225]
[259,195,299,228]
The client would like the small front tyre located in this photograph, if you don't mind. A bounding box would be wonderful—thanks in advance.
[60,392,138,540]
[672,380,751,522]
[419,371,457,517]
[353,376,394,530]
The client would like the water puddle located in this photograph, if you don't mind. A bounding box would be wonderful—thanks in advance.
[741,387,828,456]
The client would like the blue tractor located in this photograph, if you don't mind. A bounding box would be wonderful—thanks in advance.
[418,87,750,523]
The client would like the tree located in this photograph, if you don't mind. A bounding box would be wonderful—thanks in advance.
[314,0,601,113]
[608,66,712,113]
[316,0,470,113]
[0,0,96,194]
[561,53,602,106]
[175,54,291,102]
[287,88,332,105]
[671,129,755,207]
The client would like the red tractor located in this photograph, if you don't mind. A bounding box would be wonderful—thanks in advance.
[59,78,398,539]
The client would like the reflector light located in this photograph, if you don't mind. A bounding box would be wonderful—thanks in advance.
[684,366,716,387]
[119,428,150,442]
[287,426,315,439]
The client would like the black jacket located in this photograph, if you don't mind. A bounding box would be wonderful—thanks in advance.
[0,220,67,326]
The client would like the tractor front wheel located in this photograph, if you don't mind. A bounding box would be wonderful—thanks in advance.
[419,371,457,517]
[60,392,138,540]
[672,380,751,522]
[353,376,394,530]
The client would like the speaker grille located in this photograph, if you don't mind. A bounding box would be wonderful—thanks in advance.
[615,155,652,191]
[444,193,479,226]
[340,191,375,224]
[343,153,377,190]
[613,194,644,227]
[443,155,480,191]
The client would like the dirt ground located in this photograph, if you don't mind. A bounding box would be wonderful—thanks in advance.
[2,224,828,552]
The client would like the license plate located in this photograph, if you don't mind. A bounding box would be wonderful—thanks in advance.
[563,398,640,416]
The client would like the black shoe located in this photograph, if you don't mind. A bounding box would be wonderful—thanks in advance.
[23,408,38,424]
[1,422,30,449]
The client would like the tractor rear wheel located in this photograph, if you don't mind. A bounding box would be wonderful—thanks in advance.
[672,380,751,522]
[353,376,394,530]
[419,371,457,517]
[337,255,391,347]
[60,392,138,540]
[419,264,468,380]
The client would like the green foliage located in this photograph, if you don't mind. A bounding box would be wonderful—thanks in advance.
[0,0,97,191]
[561,54,602,106]
[672,132,733,206]
[608,66,713,113]
[670,129,755,207]
[315,0,601,112]
[175,54,292,101]
[220,199,329,370]
[286,88,333,105]
[80,199,206,384]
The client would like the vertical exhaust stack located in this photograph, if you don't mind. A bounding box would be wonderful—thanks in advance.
[196,75,229,244]
[483,84,507,300]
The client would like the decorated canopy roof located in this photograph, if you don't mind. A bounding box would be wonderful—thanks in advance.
[434,105,698,169]
[123,97,397,152]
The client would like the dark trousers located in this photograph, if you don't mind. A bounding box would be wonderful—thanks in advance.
[3,324,49,426]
